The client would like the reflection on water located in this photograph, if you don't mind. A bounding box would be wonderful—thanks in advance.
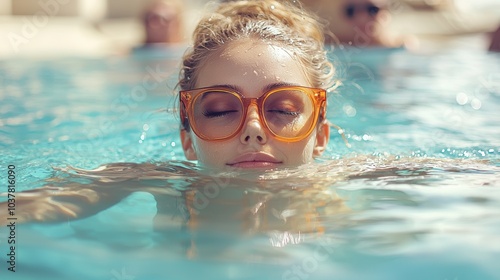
[1,156,499,279]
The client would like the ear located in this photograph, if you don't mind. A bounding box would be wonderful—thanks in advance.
[180,129,197,160]
[313,120,330,157]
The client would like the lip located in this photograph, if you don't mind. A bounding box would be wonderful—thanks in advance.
[227,152,282,168]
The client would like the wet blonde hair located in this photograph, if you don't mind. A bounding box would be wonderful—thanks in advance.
[178,0,335,92]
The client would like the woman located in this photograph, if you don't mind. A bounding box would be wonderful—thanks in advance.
[178,0,335,169]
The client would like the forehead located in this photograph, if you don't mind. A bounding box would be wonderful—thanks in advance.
[195,39,311,94]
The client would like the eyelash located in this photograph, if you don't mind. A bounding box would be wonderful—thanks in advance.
[203,110,238,118]
[268,109,300,116]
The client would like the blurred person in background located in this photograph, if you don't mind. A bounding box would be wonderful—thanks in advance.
[301,0,404,47]
[142,0,185,46]
[489,25,500,52]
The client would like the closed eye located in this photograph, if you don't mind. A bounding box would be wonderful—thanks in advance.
[268,109,300,116]
[203,110,239,118]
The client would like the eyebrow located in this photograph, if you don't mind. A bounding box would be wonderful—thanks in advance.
[199,84,241,101]
[261,82,302,93]
[206,82,303,96]
[207,84,242,92]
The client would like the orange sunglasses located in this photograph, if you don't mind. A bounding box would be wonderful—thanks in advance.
[180,85,327,142]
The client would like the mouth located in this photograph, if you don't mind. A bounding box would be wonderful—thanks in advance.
[227,152,282,168]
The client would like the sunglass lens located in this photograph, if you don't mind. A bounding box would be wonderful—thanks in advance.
[264,89,315,139]
[367,5,380,16]
[193,91,243,139]
[345,5,355,18]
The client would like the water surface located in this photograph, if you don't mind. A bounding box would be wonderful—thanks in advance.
[0,45,499,280]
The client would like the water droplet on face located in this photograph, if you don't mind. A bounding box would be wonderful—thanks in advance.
[270,5,275,9]
[253,70,259,76]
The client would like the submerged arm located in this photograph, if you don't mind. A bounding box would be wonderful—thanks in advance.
[0,182,131,225]
[0,162,189,225]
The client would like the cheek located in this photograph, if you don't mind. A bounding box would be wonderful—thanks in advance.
[276,136,317,163]
[192,139,230,165]
[300,137,317,160]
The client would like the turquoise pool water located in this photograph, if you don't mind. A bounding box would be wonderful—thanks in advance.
[0,45,499,280]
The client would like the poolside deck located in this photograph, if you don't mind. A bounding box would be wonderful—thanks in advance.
[0,1,499,58]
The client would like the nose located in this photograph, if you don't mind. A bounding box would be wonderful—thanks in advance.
[240,104,267,145]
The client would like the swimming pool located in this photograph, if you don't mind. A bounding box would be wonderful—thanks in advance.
[1,44,499,280]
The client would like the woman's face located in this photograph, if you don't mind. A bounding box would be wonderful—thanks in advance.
[180,39,329,170]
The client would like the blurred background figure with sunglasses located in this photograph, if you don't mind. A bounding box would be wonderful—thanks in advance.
[302,0,404,48]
